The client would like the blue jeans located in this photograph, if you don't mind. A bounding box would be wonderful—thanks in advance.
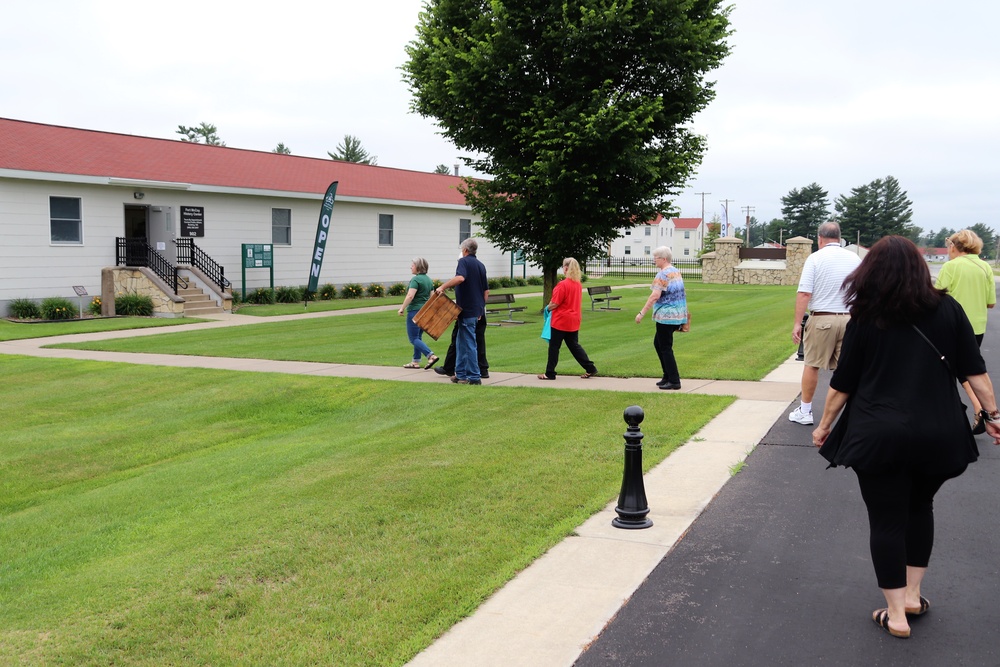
[406,311,433,361]
[455,316,480,380]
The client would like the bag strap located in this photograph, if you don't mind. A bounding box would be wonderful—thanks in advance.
[911,324,956,378]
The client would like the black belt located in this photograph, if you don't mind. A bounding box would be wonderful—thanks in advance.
[811,312,849,316]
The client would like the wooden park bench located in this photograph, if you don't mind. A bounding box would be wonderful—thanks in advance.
[587,284,622,311]
[485,292,526,325]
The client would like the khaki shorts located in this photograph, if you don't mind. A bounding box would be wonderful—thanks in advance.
[803,314,850,370]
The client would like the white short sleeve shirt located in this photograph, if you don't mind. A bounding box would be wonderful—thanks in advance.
[797,244,862,313]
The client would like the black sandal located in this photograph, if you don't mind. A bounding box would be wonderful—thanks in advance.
[905,596,930,617]
[873,609,910,638]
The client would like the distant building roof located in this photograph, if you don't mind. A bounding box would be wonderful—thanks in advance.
[0,117,468,205]
[672,217,703,230]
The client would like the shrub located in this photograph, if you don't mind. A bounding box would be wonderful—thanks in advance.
[7,298,41,319]
[498,276,514,288]
[487,278,502,290]
[87,296,103,316]
[432,279,443,290]
[301,287,317,302]
[580,273,588,283]
[229,290,243,306]
[275,285,302,303]
[41,296,77,320]
[319,283,338,300]
[527,276,543,285]
[513,277,527,287]
[387,282,407,297]
[114,293,154,317]
[341,283,364,299]
[247,288,276,305]
[366,283,385,298]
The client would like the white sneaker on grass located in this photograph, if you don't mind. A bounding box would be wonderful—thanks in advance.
[788,407,814,425]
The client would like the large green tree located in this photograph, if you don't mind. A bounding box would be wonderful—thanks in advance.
[780,183,829,242]
[969,223,998,260]
[404,0,732,300]
[328,135,378,165]
[834,175,914,247]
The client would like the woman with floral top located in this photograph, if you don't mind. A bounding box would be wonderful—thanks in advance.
[635,246,688,390]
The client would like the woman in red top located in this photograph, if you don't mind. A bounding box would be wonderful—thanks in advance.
[538,258,599,380]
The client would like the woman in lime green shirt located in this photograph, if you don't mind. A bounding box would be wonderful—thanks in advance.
[935,229,997,431]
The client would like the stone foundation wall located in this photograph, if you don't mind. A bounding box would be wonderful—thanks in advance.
[101,267,185,317]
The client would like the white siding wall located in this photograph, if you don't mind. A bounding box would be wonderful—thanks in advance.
[0,177,529,309]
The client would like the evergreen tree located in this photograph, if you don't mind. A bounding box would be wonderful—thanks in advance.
[273,143,292,155]
[969,223,997,259]
[780,183,829,241]
[328,135,378,165]
[834,175,913,247]
[403,0,732,302]
[433,164,452,174]
[176,122,225,146]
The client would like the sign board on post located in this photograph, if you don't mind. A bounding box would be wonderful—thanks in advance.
[180,206,205,237]
[240,243,274,298]
[511,249,526,279]
[72,286,88,318]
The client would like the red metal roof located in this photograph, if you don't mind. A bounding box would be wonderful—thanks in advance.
[0,118,468,205]
[672,217,703,229]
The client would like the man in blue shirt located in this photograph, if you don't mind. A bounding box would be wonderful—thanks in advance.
[437,239,488,384]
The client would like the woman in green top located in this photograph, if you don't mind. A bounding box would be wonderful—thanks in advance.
[397,257,439,369]
[935,229,997,431]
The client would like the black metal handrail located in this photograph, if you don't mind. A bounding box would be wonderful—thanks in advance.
[116,237,179,293]
[175,238,231,292]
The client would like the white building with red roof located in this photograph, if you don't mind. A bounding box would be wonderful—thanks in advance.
[608,215,705,261]
[0,118,518,312]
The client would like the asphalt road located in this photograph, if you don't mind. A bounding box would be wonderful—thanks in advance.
[576,303,1000,667]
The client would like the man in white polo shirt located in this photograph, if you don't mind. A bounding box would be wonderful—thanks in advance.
[789,221,861,425]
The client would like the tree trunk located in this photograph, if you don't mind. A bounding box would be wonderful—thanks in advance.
[541,265,559,313]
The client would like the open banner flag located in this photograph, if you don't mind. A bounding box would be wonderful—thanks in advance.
[307,181,338,293]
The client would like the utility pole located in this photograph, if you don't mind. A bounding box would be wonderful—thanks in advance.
[695,191,711,227]
[741,205,755,245]
[720,198,735,237]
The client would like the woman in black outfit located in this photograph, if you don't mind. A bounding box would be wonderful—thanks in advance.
[813,236,1000,639]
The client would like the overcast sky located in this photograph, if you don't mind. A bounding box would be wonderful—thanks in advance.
[3,0,997,236]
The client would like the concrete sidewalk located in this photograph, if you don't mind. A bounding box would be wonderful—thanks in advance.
[0,309,803,665]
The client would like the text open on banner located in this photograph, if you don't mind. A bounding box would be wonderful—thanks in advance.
[307,181,339,293]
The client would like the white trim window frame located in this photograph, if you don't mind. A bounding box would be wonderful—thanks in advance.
[459,217,471,243]
[378,213,394,247]
[50,195,83,244]
[272,207,291,245]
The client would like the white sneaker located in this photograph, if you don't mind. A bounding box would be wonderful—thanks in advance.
[788,407,814,425]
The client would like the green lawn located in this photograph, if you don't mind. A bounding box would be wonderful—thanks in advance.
[0,316,205,342]
[0,356,731,666]
[59,284,797,381]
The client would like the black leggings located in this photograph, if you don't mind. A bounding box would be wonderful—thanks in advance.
[544,328,597,378]
[854,468,960,589]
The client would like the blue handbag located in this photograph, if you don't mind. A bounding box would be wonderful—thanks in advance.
[541,307,552,341]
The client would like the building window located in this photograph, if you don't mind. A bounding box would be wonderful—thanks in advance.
[378,213,394,246]
[459,218,471,243]
[645,226,652,236]
[684,248,690,256]
[625,228,631,236]
[50,196,82,244]
[644,246,651,255]
[624,246,631,255]
[684,230,691,239]
[272,208,291,245]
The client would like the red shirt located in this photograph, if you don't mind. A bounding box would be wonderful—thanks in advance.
[550,278,583,331]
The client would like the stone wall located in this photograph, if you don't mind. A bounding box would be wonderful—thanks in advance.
[701,236,812,286]
[101,267,185,317]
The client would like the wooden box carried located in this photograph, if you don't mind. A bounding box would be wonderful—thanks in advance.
[412,291,462,340]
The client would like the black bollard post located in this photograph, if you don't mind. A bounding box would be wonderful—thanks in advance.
[795,313,808,361]
[612,405,653,529]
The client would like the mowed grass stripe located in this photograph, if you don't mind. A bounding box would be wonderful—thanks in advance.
[0,356,732,666]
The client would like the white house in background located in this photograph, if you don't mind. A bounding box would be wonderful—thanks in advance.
[0,118,526,313]
[608,215,704,260]
[922,247,948,262]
